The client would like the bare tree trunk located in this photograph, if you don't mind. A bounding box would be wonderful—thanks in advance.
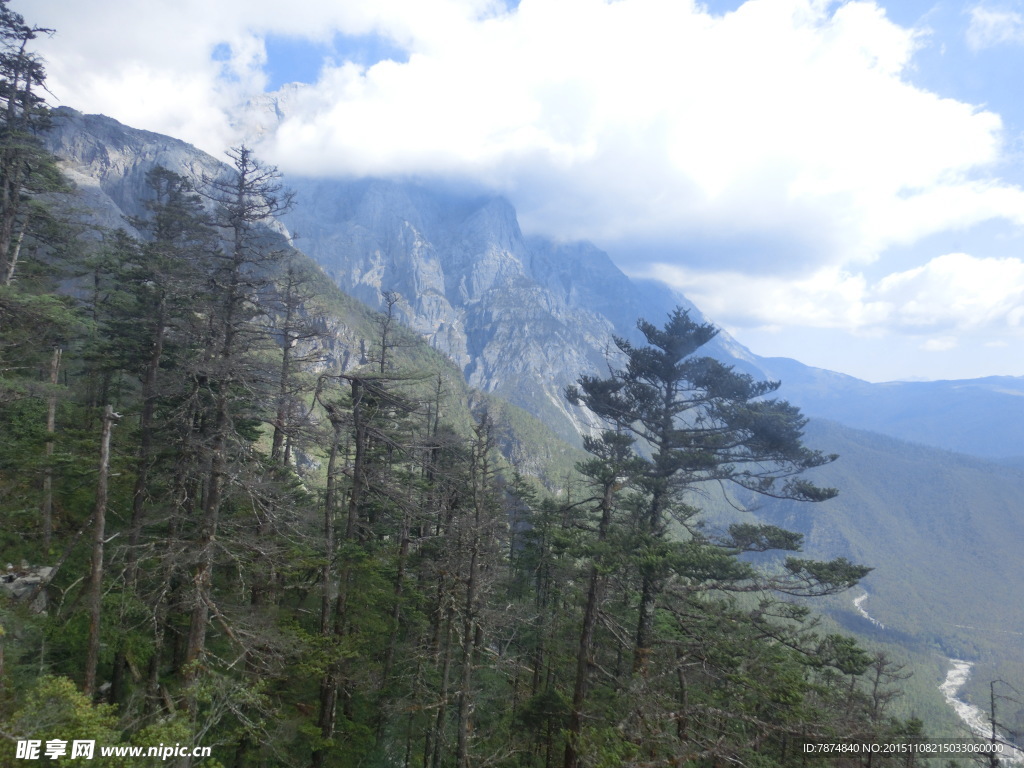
[632,484,668,676]
[185,252,238,678]
[270,259,321,466]
[41,346,61,552]
[455,417,494,768]
[110,299,165,706]
[379,503,410,702]
[126,299,165,582]
[312,379,372,767]
[455,535,480,768]
[311,410,343,768]
[1,212,27,286]
[320,411,342,634]
[84,405,117,696]
[0,26,51,285]
[271,342,292,464]
[565,480,616,768]
[429,605,456,768]
[184,408,225,675]
[426,462,458,768]
[633,577,657,673]
[270,270,297,465]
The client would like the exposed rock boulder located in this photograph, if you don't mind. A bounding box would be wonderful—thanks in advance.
[1,564,52,613]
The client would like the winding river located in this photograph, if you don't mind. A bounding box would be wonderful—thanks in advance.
[854,592,1024,763]
[853,591,885,629]
[937,659,1024,764]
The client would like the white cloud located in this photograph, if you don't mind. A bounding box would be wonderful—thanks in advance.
[251,0,1016,265]
[19,0,1024,380]
[646,252,1024,341]
[921,336,958,351]
[25,0,504,154]
[643,263,887,329]
[966,5,1024,50]
[24,0,1021,267]
[875,252,1024,330]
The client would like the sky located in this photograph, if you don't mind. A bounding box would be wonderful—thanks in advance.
[20,0,1024,383]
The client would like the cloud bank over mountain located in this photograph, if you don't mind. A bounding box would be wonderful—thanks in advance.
[23,0,1024,381]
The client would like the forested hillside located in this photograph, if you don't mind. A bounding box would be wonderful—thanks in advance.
[0,5,939,766]
[0,156,916,766]
[755,419,1024,728]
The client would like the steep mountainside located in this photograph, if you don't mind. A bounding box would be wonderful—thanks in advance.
[40,107,584,484]
[753,418,1024,707]
[281,176,770,443]
[280,170,1024,458]
[280,178,615,441]
[758,419,1024,639]
[44,110,228,234]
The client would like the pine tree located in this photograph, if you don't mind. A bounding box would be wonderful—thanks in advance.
[184,146,294,676]
[0,0,60,286]
[563,308,869,767]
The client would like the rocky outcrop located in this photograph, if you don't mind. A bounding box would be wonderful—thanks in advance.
[45,109,229,232]
[1,564,52,613]
[284,177,685,440]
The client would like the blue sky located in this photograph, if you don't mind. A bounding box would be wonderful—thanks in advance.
[262,32,409,91]
[23,0,1024,382]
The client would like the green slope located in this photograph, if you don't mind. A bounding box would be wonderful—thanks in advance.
[752,418,1024,728]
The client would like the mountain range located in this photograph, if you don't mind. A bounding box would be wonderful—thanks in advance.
[44,106,1024,459]
[40,106,1024,723]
